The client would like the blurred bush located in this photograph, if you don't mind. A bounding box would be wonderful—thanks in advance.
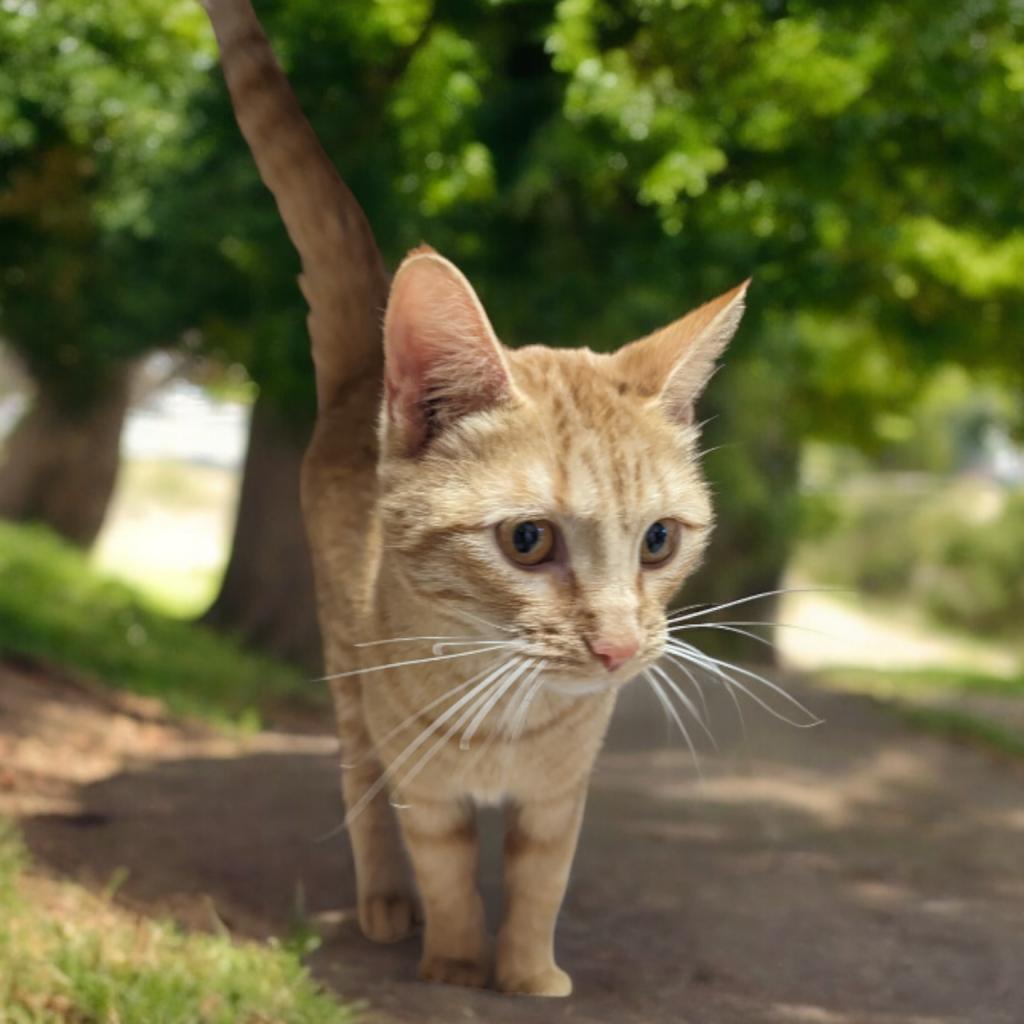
[3,0,1024,660]
[0,520,311,725]
[797,479,1024,640]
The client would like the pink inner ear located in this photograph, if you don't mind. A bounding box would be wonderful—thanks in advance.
[383,252,511,454]
[384,326,429,447]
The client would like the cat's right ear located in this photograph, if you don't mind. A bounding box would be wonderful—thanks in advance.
[382,248,512,455]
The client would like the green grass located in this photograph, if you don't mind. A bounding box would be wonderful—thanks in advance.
[0,823,356,1024]
[893,705,1024,760]
[821,664,1024,700]
[818,664,1024,760]
[0,521,318,727]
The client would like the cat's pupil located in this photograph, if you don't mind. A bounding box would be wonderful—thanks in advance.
[513,521,541,554]
[645,521,668,554]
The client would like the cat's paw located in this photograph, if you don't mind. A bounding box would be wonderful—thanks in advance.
[358,891,419,943]
[497,963,573,998]
[419,954,491,989]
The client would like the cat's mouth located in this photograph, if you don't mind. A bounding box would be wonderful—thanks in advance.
[532,655,648,694]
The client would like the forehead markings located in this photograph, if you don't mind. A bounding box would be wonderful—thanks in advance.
[550,390,573,439]
[549,368,653,531]
[608,445,631,521]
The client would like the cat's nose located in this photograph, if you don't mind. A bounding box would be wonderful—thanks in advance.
[587,637,640,672]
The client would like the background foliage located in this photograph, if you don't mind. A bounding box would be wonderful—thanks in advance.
[2,0,1023,629]
[153,0,1024,411]
[0,0,211,406]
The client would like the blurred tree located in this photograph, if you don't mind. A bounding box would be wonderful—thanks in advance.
[0,0,211,543]
[4,0,1018,660]
[186,0,1023,663]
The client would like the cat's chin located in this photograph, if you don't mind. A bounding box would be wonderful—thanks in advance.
[543,674,634,697]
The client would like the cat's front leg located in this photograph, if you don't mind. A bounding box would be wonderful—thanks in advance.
[496,785,587,997]
[398,798,491,988]
[333,681,419,943]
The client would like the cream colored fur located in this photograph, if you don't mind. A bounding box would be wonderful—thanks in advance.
[318,250,748,996]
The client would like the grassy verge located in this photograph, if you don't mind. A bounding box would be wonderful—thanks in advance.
[893,705,1024,760]
[0,823,355,1024]
[0,521,318,727]
[821,664,1024,700]
[818,665,1024,760]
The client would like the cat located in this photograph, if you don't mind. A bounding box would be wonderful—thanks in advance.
[204,0,747,997]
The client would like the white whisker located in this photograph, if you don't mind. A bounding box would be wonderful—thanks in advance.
[353,635,466,647]
[661,649,711,725]
[496,659,547,738]
[670,618,834,640]
[391,659,528,802]
[667,640,823,728]
[670,622,776,649]
[460,658,536,750]
[645,671,703,779]
[454,661,550,784]
[667,586,845,624]
[316,644,516,683]
[509,666,549,740]
[339,657,523,827]
[431,640,519,654]
[668,649,748,738]
[341,661,503,768]
[649,663,717,750]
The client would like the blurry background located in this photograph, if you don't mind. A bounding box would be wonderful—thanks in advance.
[2,0,1020,685]
[1,2,1023,1019]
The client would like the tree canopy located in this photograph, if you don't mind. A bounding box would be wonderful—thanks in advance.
[171,0,1023,439]
[0,0,212,407]
[6,0,1020,424]
[2,0,1022,595]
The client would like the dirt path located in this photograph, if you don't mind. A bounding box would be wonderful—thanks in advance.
[3,659,1023,1023]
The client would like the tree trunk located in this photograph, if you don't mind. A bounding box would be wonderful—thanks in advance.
[0,363,134,547]
[203,396,322,672]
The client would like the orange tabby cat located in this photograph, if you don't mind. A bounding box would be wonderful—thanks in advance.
[205,0,746,997]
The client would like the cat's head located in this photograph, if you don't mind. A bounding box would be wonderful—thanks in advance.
[377,246,748,691]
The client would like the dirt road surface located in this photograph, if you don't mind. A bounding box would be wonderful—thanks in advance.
[3,659,1022,1023]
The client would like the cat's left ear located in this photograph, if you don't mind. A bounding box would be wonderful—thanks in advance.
[612,279,750,425]
[383,247,513,455]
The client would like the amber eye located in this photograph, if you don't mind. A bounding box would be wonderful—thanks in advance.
[497,519,556,567]
[641,520,677,565]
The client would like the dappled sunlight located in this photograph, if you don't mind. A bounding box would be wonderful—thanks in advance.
[763,1005,951,1024]
[605,727,986,838]
[4,656,1023,1023]
[624,818,732,845]
[989,808,1024,833]
[844,879,916,912]
[683,774,863,830]
[778,588,1020,679]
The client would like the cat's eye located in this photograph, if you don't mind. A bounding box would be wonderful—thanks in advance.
[497,519,556,567]
[641,520,677,566]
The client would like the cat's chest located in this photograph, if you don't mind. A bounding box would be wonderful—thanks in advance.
[362,668,614,804]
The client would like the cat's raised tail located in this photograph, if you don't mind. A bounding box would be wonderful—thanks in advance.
[203,0,388,413]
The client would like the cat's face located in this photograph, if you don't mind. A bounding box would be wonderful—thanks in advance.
[377,249,747,690]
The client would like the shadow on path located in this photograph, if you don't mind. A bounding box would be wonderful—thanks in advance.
[15,671,1024,1024]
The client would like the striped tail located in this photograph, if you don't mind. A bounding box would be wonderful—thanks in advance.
[202,0,388,412]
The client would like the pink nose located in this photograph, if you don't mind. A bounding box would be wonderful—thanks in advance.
[588,637,640,672]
